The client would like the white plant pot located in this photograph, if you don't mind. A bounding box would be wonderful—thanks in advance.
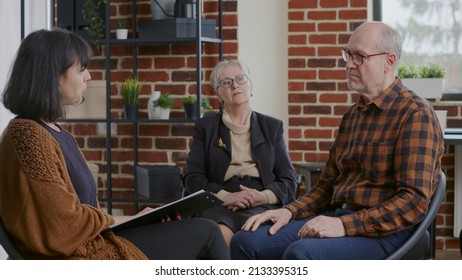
[401,78,444,99]
[147,91,161,119]
[151,107,171,119]
[116,29,128,39]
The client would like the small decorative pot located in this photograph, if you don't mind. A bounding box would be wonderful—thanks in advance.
[183,103,199,119]
[116,29,128,39]
[124,103,138,120]
[147,91,161,119]
[151,107,171,119]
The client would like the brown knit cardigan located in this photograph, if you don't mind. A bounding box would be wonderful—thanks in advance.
[0,119,147,259]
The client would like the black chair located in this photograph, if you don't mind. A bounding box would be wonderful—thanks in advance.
[0,219,24,260]
[387,172,446,260]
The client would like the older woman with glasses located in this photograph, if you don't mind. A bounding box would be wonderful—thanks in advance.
[184,59,298,246]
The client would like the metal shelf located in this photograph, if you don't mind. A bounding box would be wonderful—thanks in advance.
[63,118,196,124]
[108,37,222,45]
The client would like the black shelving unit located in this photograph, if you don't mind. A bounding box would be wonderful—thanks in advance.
[99,0,223,213]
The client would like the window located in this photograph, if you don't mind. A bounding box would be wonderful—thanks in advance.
[375,0,462,96]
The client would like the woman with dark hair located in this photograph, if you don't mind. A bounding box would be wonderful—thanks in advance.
[0,29,229,260]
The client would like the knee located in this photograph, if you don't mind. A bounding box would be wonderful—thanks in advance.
[230,230,258,259]
[282,242,313,260]
[194,218,222,236]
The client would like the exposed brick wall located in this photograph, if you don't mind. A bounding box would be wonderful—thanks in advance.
[287,0,365,163]
[63,0,459,251]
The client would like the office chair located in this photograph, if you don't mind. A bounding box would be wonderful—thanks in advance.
[386,172,446,260]
[0,219,24,260]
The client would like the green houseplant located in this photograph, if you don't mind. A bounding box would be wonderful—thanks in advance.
[398,63,446,99]
[182,94,212,119]
[117,19,126,29]
[398,63,446,78]
[151,93,174,119]
[83,0,107,46]
[116,19,128,40]
[120,77,141,119]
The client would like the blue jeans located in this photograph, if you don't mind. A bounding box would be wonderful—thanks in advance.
[230,209,413,260]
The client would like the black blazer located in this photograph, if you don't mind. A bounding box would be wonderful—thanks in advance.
[184,111,297,205]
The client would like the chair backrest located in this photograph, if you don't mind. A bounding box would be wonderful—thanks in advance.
[386,172,446,260]
[0,219,24,260]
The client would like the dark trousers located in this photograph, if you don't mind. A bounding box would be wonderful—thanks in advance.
[116,218,229,260]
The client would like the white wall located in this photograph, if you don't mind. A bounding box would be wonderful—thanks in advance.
[0,0,49,134]
[238,0,288,129]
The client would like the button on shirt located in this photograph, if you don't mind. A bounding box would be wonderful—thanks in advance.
[286,78,445,237]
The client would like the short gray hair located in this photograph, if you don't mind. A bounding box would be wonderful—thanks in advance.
[210,59,251,90]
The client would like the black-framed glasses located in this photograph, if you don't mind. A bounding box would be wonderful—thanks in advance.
[341,49,389,66]
[217,75,249,89]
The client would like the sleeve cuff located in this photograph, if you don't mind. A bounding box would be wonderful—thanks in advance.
[262,189,279,204]
[216,189,231,200]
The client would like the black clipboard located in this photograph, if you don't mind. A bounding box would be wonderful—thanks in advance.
[109,190,222,232]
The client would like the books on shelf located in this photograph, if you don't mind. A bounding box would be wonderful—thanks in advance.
[109,190,222,232]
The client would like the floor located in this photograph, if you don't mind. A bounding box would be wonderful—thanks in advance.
[0,245,460,260]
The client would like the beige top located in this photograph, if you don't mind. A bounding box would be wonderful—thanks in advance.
[216,110,278,204]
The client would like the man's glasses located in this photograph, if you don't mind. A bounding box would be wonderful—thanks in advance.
[217,75,249,89]
[341,49,389,66]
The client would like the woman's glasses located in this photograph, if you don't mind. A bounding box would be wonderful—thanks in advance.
[217,75,249,89]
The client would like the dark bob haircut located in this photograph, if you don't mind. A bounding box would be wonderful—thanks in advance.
[2,28,92,122]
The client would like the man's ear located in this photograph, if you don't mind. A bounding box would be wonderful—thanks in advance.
[384,53,398,73]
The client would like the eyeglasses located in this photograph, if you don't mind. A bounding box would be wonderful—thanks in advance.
[217,75,249,89]
[341,49,389,66]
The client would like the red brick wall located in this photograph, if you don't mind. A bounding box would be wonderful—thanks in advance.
[287,0,365,163]
[64,0,459,251]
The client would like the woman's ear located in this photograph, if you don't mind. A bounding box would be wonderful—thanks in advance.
[215,88,221,100]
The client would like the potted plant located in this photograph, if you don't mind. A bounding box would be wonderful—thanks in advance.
[151,93,174,119]
[116,19,128,40]
[83,0,107,46]
[201,97,212,116]
[182,94,212,119]
[398,63,446,99]
[182,94,198,119]
[120,77,141,120]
